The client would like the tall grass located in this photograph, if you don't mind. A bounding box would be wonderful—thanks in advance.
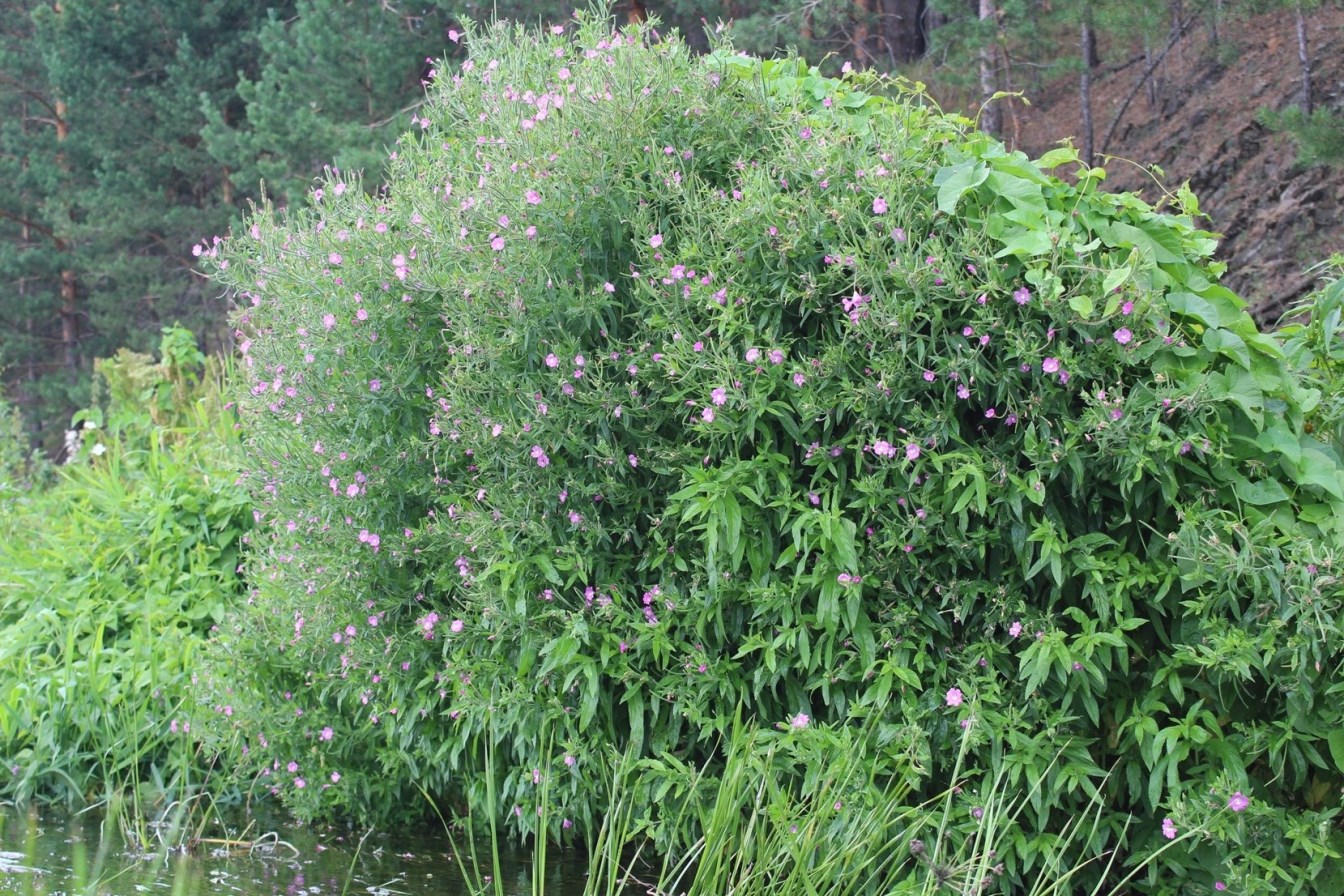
[0,330,248,808]
[439,716,1219,896]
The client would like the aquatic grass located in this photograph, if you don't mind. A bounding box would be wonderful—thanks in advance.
[430,714,1240,896]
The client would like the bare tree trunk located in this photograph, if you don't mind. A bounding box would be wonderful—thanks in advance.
[1171,0,1182,67]
[853,0,873,68]
[978,0,1000,135]
[1080,6,1095,165]
[54,94,80,372]
[1100,15,1191,157]
[878,0,927,64]
[1144,38,1157,107]
[1296,1,1313,114]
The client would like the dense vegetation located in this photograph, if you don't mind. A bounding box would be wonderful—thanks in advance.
[0,328,248,805]
[183,14,1344,893]
[3,0,1337,451]
[2,5,1344,895]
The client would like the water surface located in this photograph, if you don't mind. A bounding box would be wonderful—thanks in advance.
[0,805,589,896]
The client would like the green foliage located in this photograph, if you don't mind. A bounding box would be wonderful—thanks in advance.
[204,15,1344,892]
[1257,104,1344,168]
[1279,257,1344,454]
[0,329,249,806]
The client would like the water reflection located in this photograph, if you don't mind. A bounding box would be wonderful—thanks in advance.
[0,805,589,895]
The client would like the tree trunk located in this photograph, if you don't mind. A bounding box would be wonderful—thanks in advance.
[1170,0,1184,66]
[1144,38,1157,107]
[1080,5,1095,165]
[54,94,79,371]
[852,0,873,68]
[1296,1,1313,114]
[879,0,927,64]
[978,0,1000,135]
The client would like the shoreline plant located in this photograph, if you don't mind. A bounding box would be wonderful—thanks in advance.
[201,11,1344,893]
[0,327,249,809]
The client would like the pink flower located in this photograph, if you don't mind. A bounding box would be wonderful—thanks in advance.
[790,712,810,729]
[701,407,715,423]
[905,443,921,461]
[922,369,936,382]
[320,727,333,741]
[945,688,964,707]
[711,387,727,406]
[525,190,541,204]
[545,353,559,368]
[1008,621,1022,638]
[1013,286,1030,305]
[872,197,888,214]
[1227,791,1250,812]
[450,619,464,633]
[322,314,336,330]
[649,233,663,248]
[490,235,505,251]
[369,379,381,391]
[1041,357,1060,374]
[1161,817,1177,839]
[1113,327,1133,345]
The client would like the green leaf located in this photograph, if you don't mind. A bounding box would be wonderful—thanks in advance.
[1203,328,1251,369]
[1328,730,1344,775]
[935,160,989,215]
[1068,294,1095,318]
[1232,477,1290,506]
[1101,265,1131,296]
[1036,146,1079,169]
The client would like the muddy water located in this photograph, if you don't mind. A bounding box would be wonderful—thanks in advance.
[0,806,589,895]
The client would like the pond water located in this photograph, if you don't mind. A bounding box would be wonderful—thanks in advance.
[0,805,591,896]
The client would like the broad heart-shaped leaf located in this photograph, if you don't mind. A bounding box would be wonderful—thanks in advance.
[1256,421,1305,467]
[1068,293,1095,317]
[1232,476,1290,506]
[1203,328,1251,369]
[934,159,989,215]
[1296,440,1344,500]
[993,226,1054,259]
[1036,146,1080,169]
[1209,367,1265,427]
[1102,220,1182,265]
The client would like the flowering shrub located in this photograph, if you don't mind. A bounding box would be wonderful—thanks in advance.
[202,15,1344,892]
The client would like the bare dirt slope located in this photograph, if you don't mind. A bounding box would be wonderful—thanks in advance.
[995,8,1343,323]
